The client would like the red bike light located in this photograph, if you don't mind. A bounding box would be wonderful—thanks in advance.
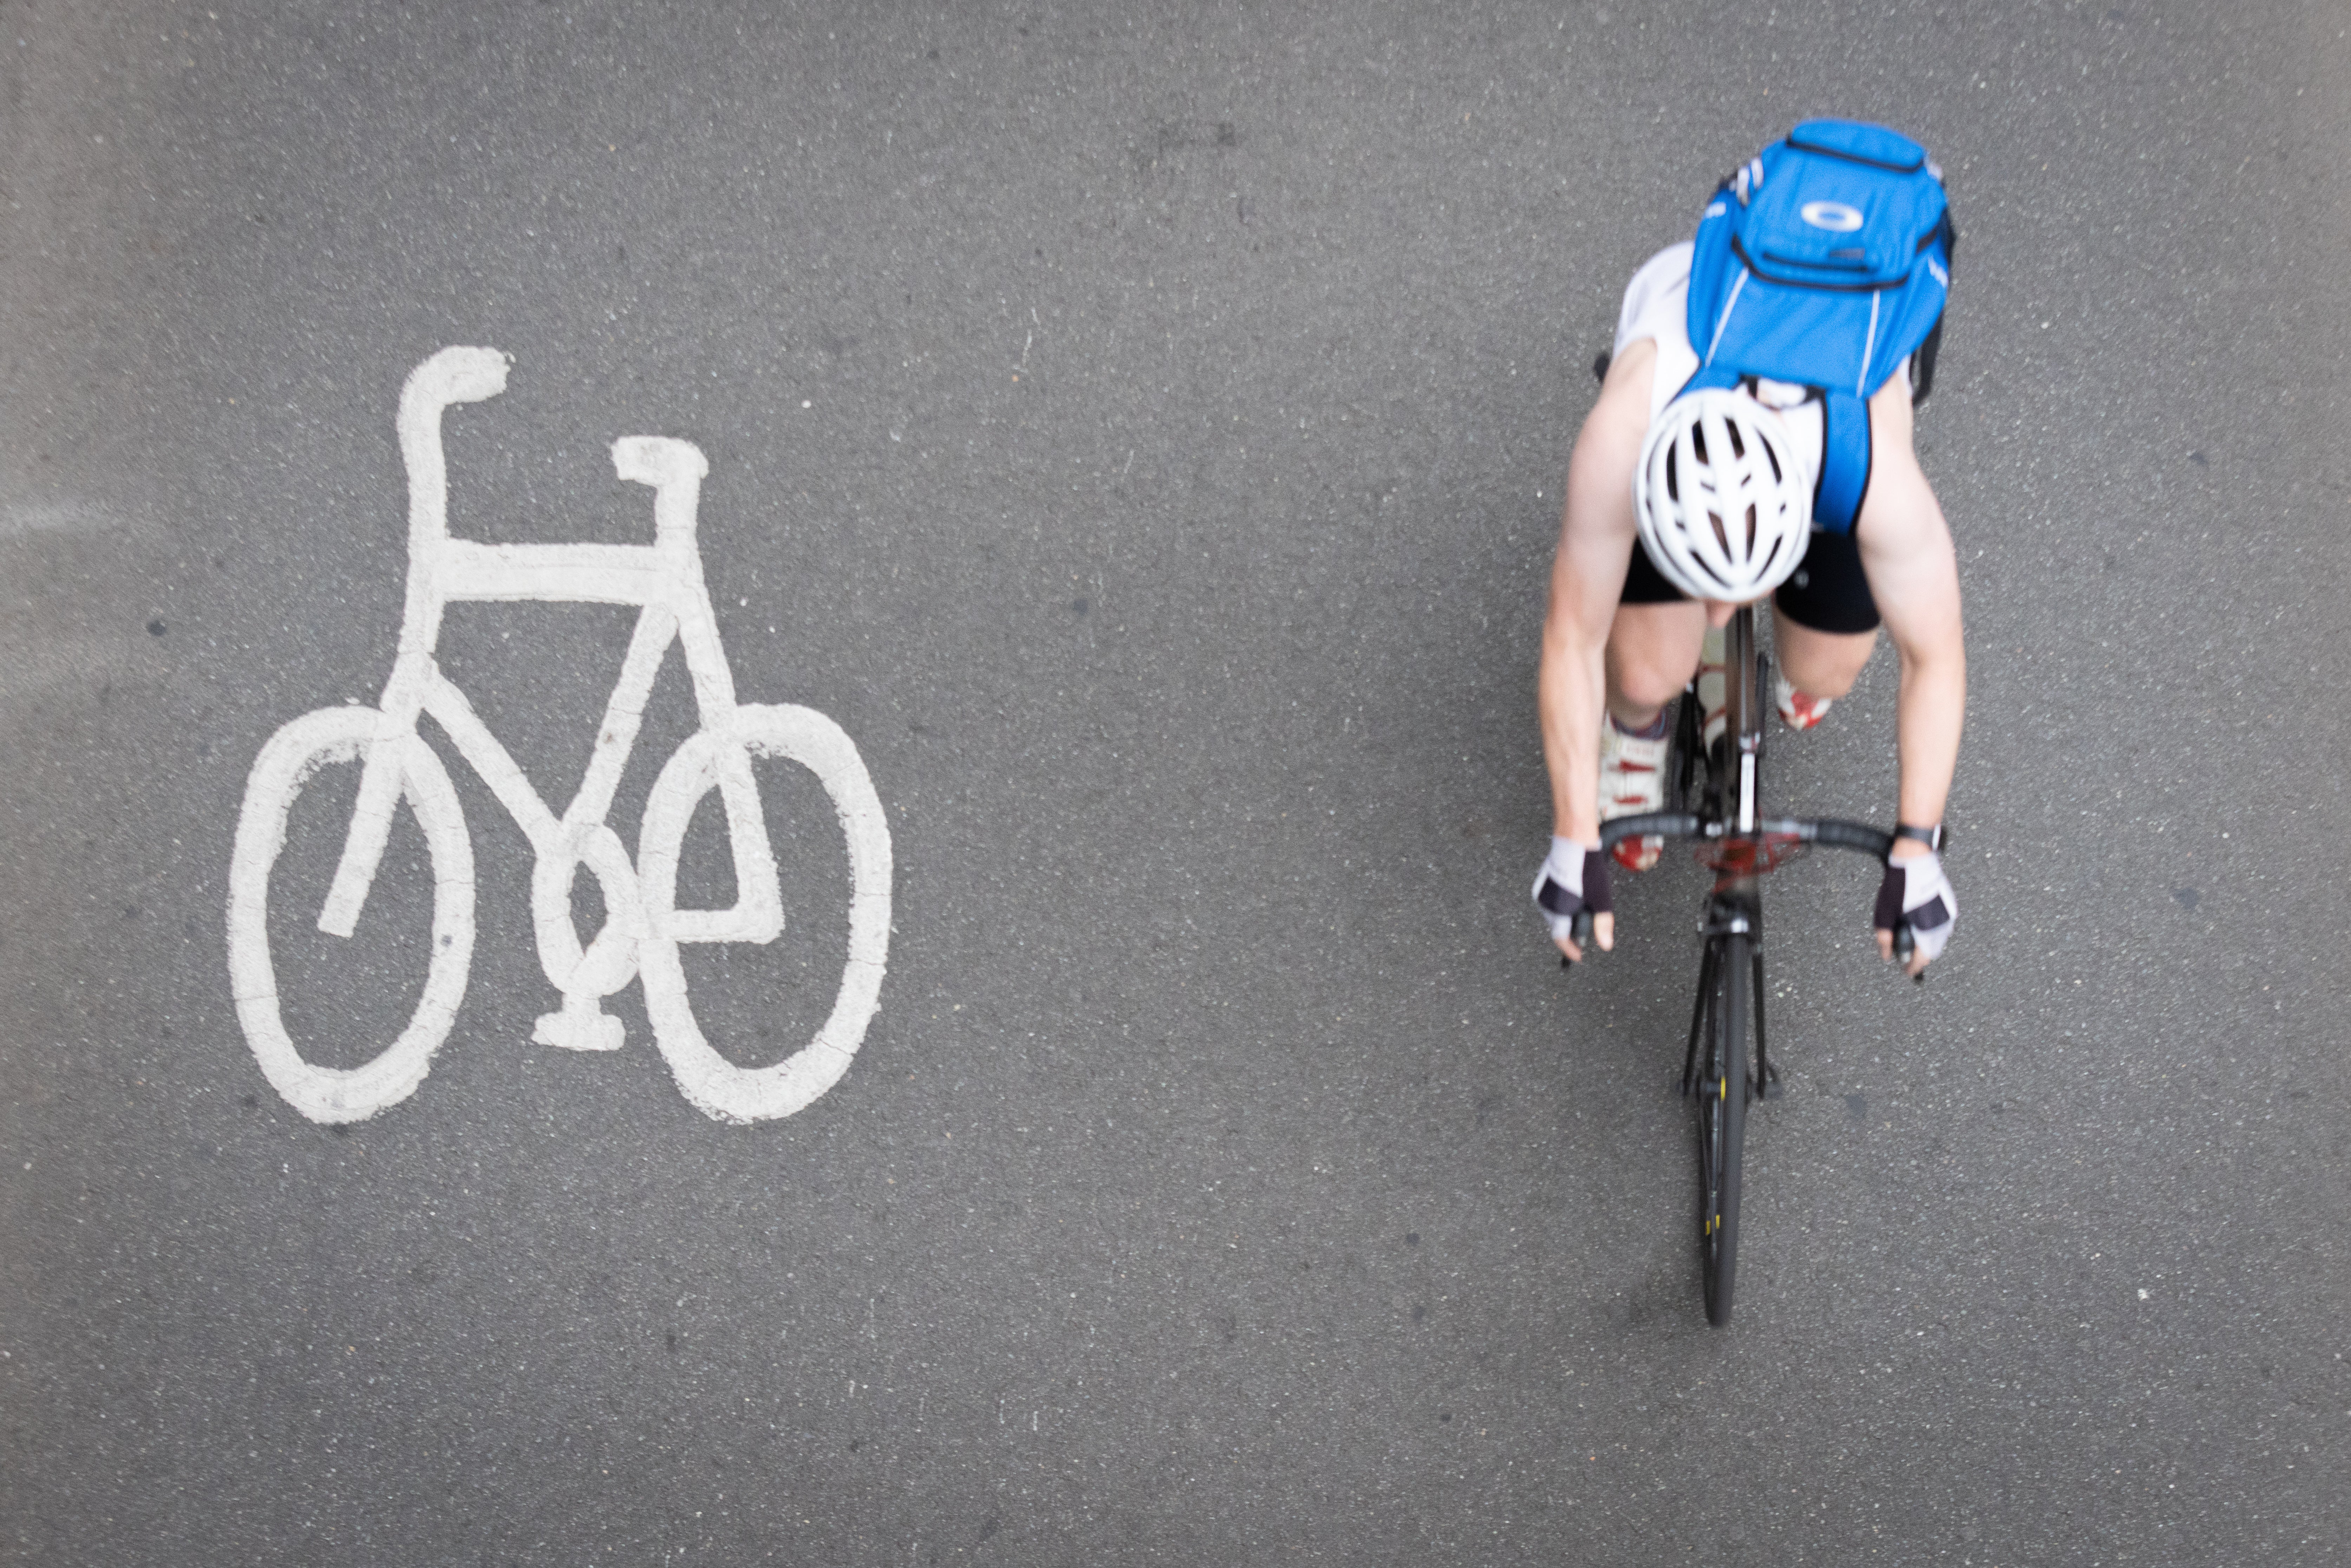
[1695,832,1810,881]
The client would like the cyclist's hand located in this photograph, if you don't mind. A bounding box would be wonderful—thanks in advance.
[1874,847,1954,978]
[1534,836,1614,962]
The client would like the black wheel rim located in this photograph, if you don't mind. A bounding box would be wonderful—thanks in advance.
[1697,932,1749,1326]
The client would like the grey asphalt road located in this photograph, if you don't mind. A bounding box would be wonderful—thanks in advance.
[4,1,2348,1562]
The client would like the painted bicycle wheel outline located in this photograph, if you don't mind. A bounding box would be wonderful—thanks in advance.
[638,704,893,1125]
[227,708,476,1125]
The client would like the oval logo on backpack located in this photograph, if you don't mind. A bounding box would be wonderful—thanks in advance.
[1800,201,1865,233]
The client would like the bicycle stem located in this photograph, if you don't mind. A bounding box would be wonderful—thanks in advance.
[1728,606,1762,835]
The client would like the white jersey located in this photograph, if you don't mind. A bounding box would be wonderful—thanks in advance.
[1613,243,1912,488]
[1613,243,1709,424]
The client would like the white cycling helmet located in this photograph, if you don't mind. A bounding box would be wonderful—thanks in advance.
[1632,387,1814,602]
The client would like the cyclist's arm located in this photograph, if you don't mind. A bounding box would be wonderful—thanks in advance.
[1855,378,1966,853]
[1540,341,1653,846]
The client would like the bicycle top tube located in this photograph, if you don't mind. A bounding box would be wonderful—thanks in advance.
[424,537,706,611]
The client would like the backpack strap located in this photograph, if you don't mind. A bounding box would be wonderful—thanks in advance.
[1816,388,1872,534]
[1676,362,1875,536]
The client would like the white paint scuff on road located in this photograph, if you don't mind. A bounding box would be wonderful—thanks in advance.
[226,346,892,1125]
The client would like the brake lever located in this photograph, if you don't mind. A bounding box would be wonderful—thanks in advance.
[1894,923,1925,985]
[1559,908,1597,970]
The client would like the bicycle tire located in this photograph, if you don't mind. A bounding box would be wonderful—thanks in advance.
[1697,929,1752,1325]
[636,703,893,1124]
[226,707,475,1123]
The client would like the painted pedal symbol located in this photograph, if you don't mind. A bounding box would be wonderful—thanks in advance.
[226,347,893,1125]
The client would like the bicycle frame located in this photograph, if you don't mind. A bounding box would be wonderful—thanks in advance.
[318,348,780,1026]
[1688,606,1771,1092]
[1584,602,1905,1323]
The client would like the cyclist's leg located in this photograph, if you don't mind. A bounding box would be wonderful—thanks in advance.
[1604,599,1707,727]
[1771,529,1882,717]
[1774,619,1877,701]
[1601,598,1705,871]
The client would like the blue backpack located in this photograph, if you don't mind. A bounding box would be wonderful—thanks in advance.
[1680,120,1953,534]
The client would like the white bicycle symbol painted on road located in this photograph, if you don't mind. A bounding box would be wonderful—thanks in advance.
[228,346,893,1125]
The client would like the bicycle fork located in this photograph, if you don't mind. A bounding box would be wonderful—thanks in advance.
[318,346,505,941]
[318,694,431,941]
[1683,888,1772,1100]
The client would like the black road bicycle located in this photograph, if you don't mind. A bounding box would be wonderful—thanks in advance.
[1570,603,1917,1327]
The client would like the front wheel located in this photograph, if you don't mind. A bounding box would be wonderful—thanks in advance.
[226,707,475,1123]
[1697,931,1752,1326]
[636,703,893,1124]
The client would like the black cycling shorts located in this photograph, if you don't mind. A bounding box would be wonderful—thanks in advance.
[1620,527,1881,635]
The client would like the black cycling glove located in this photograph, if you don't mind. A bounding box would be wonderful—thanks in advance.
[1873,850,1956,964]
[1533,836,1612,945]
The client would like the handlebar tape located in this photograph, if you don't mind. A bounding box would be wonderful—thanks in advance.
[1803,819,1896,859]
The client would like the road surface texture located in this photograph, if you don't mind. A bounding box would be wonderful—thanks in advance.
[2,1,2346,1562]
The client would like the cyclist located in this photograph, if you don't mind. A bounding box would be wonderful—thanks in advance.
[1531,122,1965,978]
